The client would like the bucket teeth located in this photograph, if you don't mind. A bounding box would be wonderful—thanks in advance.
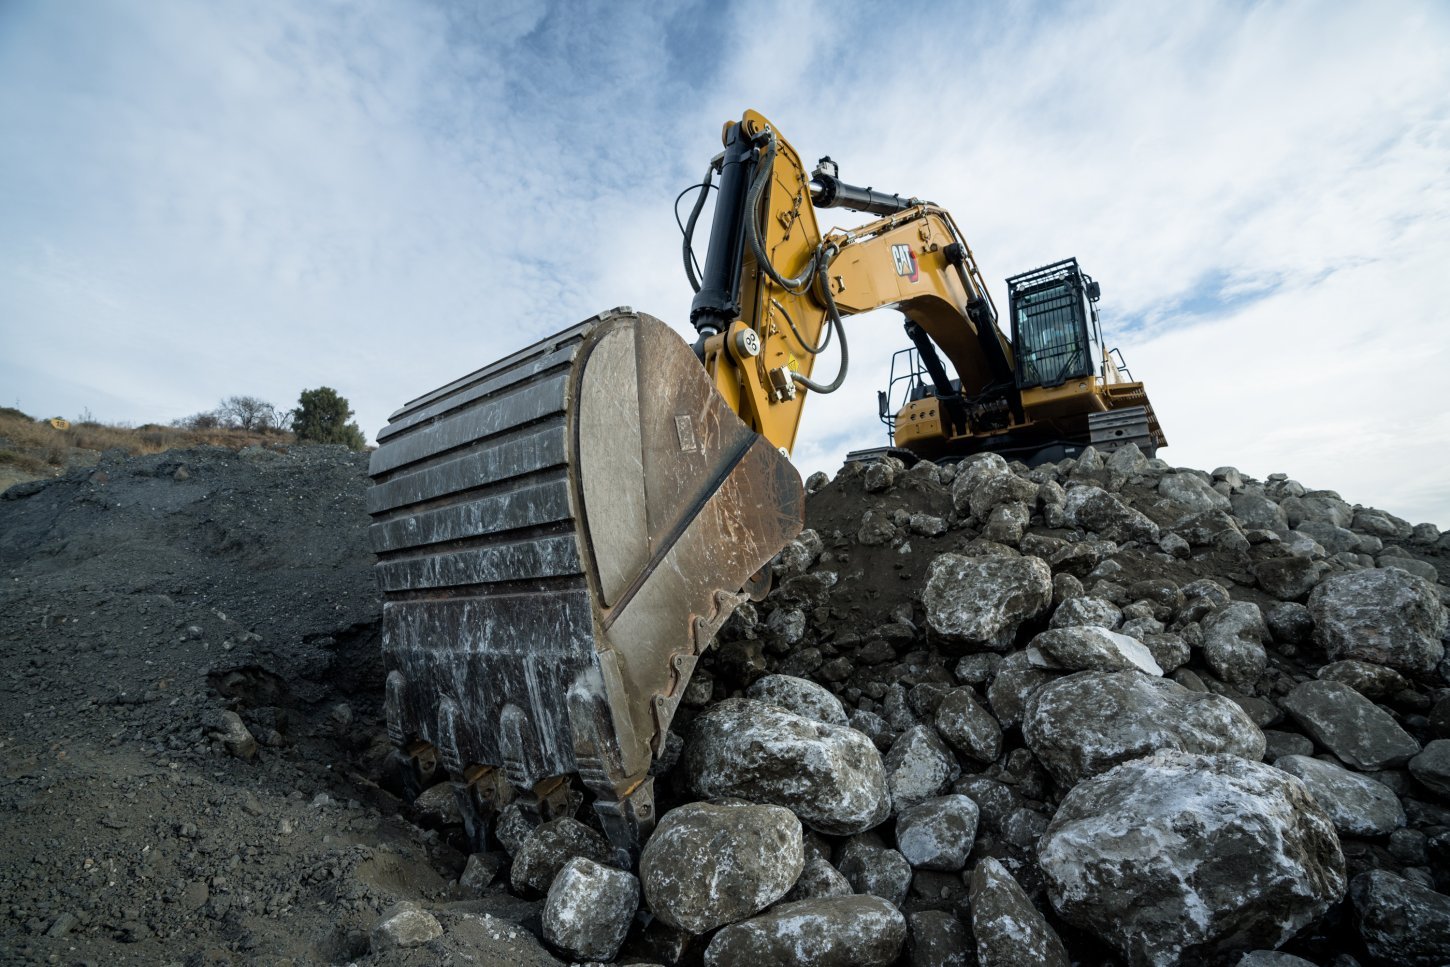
[368,308,802,853]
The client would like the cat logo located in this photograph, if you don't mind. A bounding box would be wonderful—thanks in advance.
[891,243,919,282]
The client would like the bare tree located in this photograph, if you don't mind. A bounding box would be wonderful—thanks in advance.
[218,395,280,432]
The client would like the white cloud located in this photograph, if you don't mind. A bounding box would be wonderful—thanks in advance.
[1,1,1447,524]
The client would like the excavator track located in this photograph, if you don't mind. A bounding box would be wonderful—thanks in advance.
[366,308,802,858]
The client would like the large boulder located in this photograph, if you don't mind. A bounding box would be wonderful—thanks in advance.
[837,839,913,907]
[704,895,907,967]
[895,795,980,872]
[745,673,849,726]
[1308,569,1447,676]
[934,687,1003,764]
[639,801,804,934]
[951,453,1039,520]
[1039,751,1346,967]
[923,553,1053,650]
[1231,492,1289,531]
[1159,472,1232,513]
[968,857,1070,967]
[509,817,613,896]
[1063,485,1161,543]
[884,725,960,810]
[542,857,638,961]
[1274,755,1406,836]
[1200,602,1269,690]
[1349,870,1450,967]
[1023,670,1265,788]
[1026,625,1162,675]
[685,698,890,835]
[1280,680,1422,770]
[1410,739,1450,799]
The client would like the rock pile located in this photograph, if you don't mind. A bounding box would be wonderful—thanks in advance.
[502,445,1449,966]
[2,441,1448,965]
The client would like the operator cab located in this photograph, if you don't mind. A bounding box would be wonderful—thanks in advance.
[1007,258,1103,389]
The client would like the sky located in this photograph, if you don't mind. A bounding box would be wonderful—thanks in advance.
[2,1,1448,525]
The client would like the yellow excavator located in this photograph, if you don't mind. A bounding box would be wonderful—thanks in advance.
[365,110,1165,858]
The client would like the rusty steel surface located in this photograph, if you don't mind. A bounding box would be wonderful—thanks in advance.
[367,308,802,851]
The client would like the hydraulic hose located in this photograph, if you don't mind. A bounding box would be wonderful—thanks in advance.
[791,246,849,394]
[681,164,716,293]
[744,133,818,295]
[772,297,832,356]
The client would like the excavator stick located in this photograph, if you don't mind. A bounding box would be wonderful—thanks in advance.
[366,308,802,859]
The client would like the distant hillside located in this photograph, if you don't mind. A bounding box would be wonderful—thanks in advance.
[0,407,296,493]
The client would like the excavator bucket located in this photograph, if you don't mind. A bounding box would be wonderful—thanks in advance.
[366,308,803,856]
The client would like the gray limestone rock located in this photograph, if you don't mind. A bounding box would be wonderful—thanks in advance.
[1280,680,1421,771]
[1063,485,1160,543]
[909,512,948,537]
[371,903,444,950]
[1049,594,1122,629]
[1237,953,1319,967]
[858,509,899,546]
[1139,632,1192,673]
[1309,569,1447,676]
[923,553,1053,650]
[885,724,961,810]
[1380,555,1440,583]
[1274,754,1407,836]
[908,910,973,967]
[983,501,1030,545]
[1266,601,1314,645]
[1353,508,1414,541]
[895,795,980,872]
[510,817,613,896]
[1231,492,1288,531]
[542,857,639,961]
[746,673,849,726]
[1254,555,1328,601]
[952,453,1040,520]
[639,800,804,934]
[1318,660,1411,700]
[1159,472,1232,513]
[783,855,853,901]
[1349,869,1450,967]
[838,839,914,907]
[1023,670,1266,789]
[703,895,907,967]
[1202,602,1270,690]
[1410,739,1450,799]
[685,698,890,835]
[203,709,258,760]
[1027,625,1162,675]
[986,651,1056,730]
[1039,751,1346,967]
[934,687,1002,764]
[1263,730,1316,762]
[969,857,1070,967]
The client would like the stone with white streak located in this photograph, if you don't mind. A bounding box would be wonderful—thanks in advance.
[923,553,1053,650]
[1023,670,1265,789]
[1274,754,1406,836]
[542,857,638,961]
[704,895,907,967]
[969,857,1070,967]
[685,698,890,835]
[1039,751,1346,967]
[1308,569,1447,676]
[639,800,803,934]
[1027,625,1162,675]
